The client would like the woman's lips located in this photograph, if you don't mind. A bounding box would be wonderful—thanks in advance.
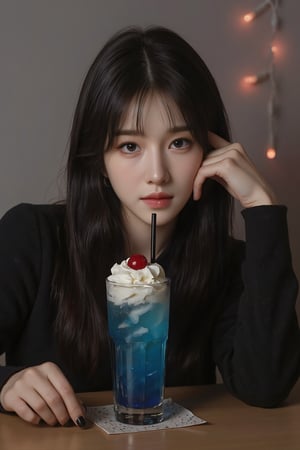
[141,193,173,209]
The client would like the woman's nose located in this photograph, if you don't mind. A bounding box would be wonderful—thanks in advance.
[145,149,170,185]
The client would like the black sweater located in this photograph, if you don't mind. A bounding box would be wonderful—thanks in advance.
[0,203,299,407]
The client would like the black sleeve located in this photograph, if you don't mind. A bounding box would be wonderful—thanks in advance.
[0,204,41,390]
[213,205,300,407]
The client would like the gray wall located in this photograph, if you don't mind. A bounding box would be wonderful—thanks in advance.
[0,0,299,314]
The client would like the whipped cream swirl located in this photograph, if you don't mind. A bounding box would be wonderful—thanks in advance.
[108,258,166,285]
[107,258,168,305]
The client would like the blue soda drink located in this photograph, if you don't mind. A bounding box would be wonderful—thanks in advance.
[106,278,170,425]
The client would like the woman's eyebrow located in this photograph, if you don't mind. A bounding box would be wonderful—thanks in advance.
[169,125,190,133]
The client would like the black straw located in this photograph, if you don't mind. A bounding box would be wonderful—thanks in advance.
[151,213,157,263]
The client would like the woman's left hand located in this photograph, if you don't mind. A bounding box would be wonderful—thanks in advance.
[193,132,278,208]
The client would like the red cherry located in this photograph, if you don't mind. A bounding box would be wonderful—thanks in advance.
[127,254,148,270]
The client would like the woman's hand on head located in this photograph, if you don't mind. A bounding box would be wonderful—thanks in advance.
[193,132,277,208]
[0,362,86,427]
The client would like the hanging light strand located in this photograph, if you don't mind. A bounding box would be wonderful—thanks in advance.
[268,0,280,159]
[243,0,281,159]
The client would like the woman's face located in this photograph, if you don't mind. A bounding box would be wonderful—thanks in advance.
[104,93,203,232]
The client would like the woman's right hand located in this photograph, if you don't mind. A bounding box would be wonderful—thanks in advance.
[0,362,86,426]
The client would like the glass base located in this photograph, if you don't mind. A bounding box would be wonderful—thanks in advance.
[115,404,164,425]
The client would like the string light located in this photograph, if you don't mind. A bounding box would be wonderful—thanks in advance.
[244,72,270,85]
[242,0,281,159]
[243,0,272,23]
[266,147,277,159]
[244,12,256,23]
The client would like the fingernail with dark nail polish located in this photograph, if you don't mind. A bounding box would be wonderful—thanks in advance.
[76,416,86,428]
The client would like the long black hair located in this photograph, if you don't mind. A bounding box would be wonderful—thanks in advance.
[52,26,233,377]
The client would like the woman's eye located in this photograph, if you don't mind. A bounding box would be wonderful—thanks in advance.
[119,143,139,153]
[170,138,191,149]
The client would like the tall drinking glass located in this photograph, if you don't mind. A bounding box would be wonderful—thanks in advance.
[106,278,170,425]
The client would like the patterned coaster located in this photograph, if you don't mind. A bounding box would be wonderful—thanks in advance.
[87,398,206,434]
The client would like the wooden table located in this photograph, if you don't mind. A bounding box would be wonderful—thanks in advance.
[1,380,299,450]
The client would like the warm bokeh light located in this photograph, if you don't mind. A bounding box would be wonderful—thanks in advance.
[244,75,258,85]
[266,148,277,159]
[244,12,255,23]
[271,43,284,59]
[243,72,270,86]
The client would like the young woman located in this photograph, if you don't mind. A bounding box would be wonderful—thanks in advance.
[0,26,299,428]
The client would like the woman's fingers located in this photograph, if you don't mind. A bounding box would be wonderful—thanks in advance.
[10,397,41,425]
[44,363,85,426]
[0,362,86,427]
[208,130,231,149]
[193,133,277,207]
[28,368,71,425]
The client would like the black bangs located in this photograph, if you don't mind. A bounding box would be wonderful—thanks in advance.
[104,87,149,150]
[105,86,209,155]
[88,27,218,158]
[128,89,181,133]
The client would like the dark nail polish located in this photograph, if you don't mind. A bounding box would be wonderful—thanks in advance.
[75,416,86,428]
